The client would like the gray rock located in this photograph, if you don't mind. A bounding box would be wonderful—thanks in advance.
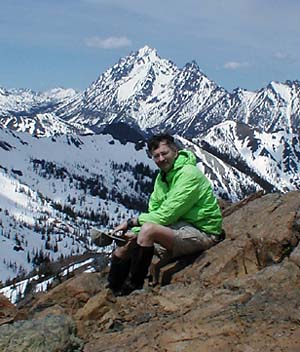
[0,314,83,352]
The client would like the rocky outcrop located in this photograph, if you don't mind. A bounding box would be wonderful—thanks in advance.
[0,191,300,352]
[28,272,107,319]
[0,314,83,352]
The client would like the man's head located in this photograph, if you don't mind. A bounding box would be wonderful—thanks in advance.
[147,134,179,173]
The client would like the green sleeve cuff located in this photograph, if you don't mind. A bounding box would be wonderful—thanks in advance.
[130,226,141,235]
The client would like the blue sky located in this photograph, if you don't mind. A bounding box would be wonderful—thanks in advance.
[1,0,300,92]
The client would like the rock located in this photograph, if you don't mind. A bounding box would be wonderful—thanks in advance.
[4,191,300,352]
[290,242,300,267]
[29,272,105,318]
[0,294,17,326]
[83,259,300,352]
[75,289,119,338]
[0,314,83,352]
[222,191,300,265]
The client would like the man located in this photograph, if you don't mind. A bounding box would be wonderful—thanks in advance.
[107,133,223,296]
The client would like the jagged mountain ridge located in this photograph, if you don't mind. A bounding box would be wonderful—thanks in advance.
[0,87,92,137]
[53,46,300,136]
[1,46,300,137]
[194,121,300,193]
[54,46,227,135]
[0,87,76,115]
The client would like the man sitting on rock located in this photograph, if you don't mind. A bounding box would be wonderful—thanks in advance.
[108,133,223,296]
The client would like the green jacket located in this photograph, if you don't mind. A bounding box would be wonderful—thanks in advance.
[134,150,222,235]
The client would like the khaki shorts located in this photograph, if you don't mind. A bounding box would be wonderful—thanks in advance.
[155,221,219,260]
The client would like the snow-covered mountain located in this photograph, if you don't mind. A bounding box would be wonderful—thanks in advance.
[0,87,76,114]
[54,46,228,135]
[194,121,300,194]
[51,46,299,138]
[0,87,92,136]
[1,46,300,138]
[0,126,155,284]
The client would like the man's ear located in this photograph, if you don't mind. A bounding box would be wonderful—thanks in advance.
[146,149,153,159]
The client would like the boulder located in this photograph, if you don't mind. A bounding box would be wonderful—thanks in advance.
[172,191,300,287]
[29,272,106,318]
[0,314,83,352]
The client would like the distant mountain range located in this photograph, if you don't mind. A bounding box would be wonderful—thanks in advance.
[0,45,299,194]
[0,46,299,283]
[1,46,300,137]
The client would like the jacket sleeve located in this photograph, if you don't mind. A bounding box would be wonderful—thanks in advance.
[138,166,202,225]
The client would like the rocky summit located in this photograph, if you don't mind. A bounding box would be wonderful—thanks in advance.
[1,191,300,352]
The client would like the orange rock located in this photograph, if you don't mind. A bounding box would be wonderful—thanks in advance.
[0,293,17,325]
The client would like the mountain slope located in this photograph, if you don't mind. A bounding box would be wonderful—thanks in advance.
[0,87,92,136]
[0,127,155,283]
[196,121,300,192]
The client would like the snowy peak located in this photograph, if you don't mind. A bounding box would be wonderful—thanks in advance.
[111,48,176,102]
[228,80,300,134]
[54,46,181,129]
[55,46,225,134]
[1,47,300,138]
[174,60,215,93]
[99,45,175,88]
[135,45,158,58]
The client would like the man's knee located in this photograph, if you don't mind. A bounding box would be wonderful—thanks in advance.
[140,222,157,233]
[138,222,158,245]
[139,222,157,239]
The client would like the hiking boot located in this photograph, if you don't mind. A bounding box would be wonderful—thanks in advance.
[113,281,143,296]
[107,256,131,294]
[116,245,154,296]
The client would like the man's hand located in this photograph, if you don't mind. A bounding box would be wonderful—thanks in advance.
[113,218,139,234]
[113,221,128,234]
[124,231,138,242]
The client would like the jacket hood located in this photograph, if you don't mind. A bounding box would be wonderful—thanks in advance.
[159,149,197,180]
[173,149,197,170]
[159,149,196,180]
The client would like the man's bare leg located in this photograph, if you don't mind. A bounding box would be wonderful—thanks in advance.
[111,223,175,295]
[137,222,175,250]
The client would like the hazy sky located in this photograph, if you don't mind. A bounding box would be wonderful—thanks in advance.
[1,0,299,92]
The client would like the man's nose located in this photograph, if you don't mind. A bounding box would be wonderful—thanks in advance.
[158,154,165,162]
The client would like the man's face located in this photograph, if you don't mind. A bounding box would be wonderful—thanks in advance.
[151,141,178,173]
